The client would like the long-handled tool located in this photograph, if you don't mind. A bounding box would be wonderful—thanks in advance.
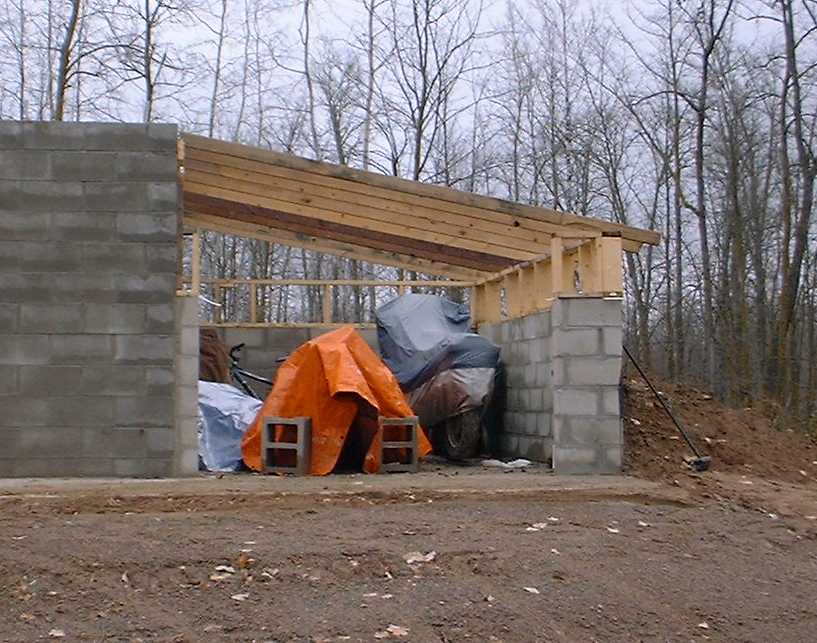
[623,345,712,472]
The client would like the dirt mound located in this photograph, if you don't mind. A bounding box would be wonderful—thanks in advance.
[622,374,817,484]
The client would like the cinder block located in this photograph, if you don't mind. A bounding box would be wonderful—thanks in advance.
[113,458,173,478]
[174,446,200,476]
[145,428,174,455]
[535,363,550,387]
[523,364,538,387]
[0,273,51,304]
[0,304,18,333]
[18,122,176,152]
[115,151,178,180]
[84,181,148,211]
[521,314,540,340]
[0,396,114,427]
[4,426,85,458]
[553,388,599,416]
[52,273,116,303]
[0,365,18,395]
[115,212,177,242]
[552,446,603,474]
[51,334,114,364]
[145,243,178,273]
[115,396,173,428]
[3,457,115,478]
[114,335,173,365]
[19,365,84,396]
[498,433,519,456]
[174,384,198,421]
[0,241,84,272]
[50,211,116,242]
[83,303,146,334]
[523,412,539,435]
[527,388,544,412]
[602,326,623,356]
[552,328,601,357]
[19,303,84,333]
[0,211,51,240]
[0,150,52,179]
[175,412,199,450]
[224,328,267,349]
[529,337,549,362]
[86,427,146,457]
[79,365,147,396]
[146,182,178,210]
[1,179,85,211]
[0,121,23,148]
[176,326,198,358]
[0,334,52,365]
[173,355,199,389]
[560,297,623,328]
[146,303,174,334]
[49,151,118,180]
[146,366,174,395]
[555,416,622,447]
[516,435,550,462]
[601,387,620,416]
[113,273,175,304]
[537,413,551,436]
[81,243,147,274]
[564,356,621,386]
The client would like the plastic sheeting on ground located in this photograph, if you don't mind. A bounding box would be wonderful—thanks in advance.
[241,326,432,475]
[198,381,263,472]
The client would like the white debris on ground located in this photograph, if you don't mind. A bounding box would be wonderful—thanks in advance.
[480,458,532,469]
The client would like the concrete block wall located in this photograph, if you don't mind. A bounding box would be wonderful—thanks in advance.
[174,295,199,475]
[479,296,624,474]
[217,326,380,385]
[550,297,623,474]
[0,122,181,477]
[479,312,553,462]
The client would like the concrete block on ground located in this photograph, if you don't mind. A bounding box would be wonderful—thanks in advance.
[552,446,616,474]
[555,416,622,448]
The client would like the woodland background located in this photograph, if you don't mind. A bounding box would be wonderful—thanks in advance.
[1,0,815,425]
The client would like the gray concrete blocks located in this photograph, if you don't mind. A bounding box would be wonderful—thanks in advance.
[174,295,200,477]
[0,122,181,478]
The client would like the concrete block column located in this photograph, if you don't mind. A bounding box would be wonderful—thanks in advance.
[550,296,623,474]
[174,294,200,476]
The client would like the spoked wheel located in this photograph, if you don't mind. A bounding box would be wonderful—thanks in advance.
[437,409,482,461]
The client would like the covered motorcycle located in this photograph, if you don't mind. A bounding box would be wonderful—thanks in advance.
[376,293,500,459]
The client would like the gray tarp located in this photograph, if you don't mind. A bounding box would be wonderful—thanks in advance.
[198,381,262,472]
[376,293,499,427]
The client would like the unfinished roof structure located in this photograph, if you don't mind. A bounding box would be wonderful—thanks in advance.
[179,134,660,282]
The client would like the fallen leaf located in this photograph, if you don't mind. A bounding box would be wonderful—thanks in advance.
[19,613,34,622]
[523,587,540,594]
[404,551,436,565]
[48,629,65,639]
[215,565,235,574]
[230,593,249,602]
[386,624,409,637]
[209,574,231,582]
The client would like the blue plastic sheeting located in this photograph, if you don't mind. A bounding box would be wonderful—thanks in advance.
[376,293,499,392]
[198,381,263,472]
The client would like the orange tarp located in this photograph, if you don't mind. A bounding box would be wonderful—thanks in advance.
[241,326,432,475]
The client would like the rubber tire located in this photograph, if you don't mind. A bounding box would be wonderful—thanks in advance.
[438,410,482,461]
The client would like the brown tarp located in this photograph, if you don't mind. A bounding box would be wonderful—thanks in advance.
[242,326,431,475]
[199,327,230,383]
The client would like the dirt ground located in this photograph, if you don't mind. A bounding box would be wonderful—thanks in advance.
[2,467,817,643]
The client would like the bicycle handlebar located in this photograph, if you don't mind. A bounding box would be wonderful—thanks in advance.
[229,343,245,362]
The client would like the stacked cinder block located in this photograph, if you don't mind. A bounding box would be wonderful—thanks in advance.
[479,296,624,474]
[479,311,553,462]
[549,297,623,473]
[0,122,180,477]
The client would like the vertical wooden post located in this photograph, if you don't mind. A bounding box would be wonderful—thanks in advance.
[550,237,564,297]
[519,265,536,314]
[322,284,333,324]
[249,282,257,323]
[191,228,201,296]
[214,285,223,323]
[398,284,407,296]
[484,281,502,323]
[504,273,522,318]
[534,259,551,309]
[599,236,624,295]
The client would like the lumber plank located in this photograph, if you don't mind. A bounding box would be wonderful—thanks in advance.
[184,212,488,280]
[183,133,660,247]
